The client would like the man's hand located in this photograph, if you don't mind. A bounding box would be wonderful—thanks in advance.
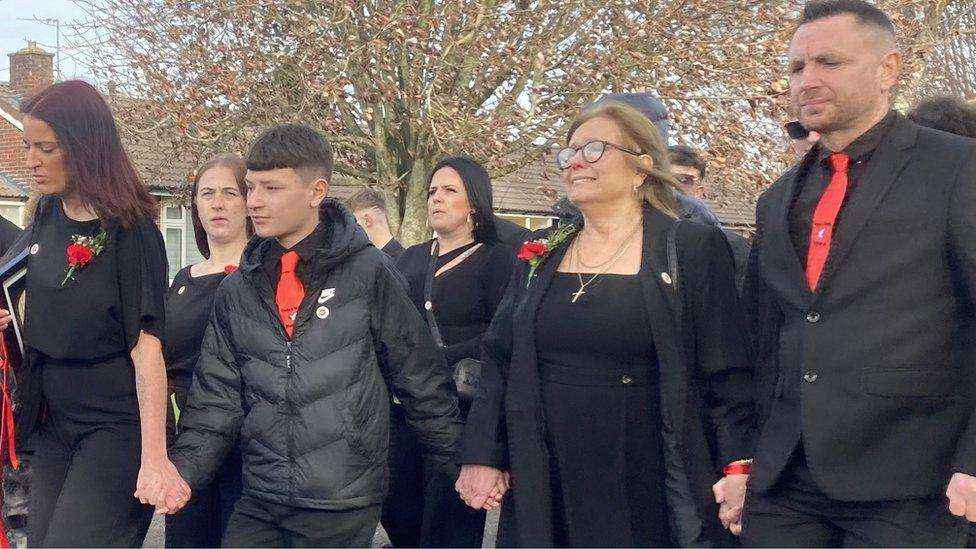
[946,472,976,521]
[713,474,748,535]
[456,464,508,510]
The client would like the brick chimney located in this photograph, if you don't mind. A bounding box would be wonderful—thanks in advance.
[8,42,54,101]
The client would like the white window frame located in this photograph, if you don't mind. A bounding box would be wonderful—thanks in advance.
[0,201,25,228]
[158,200,187,282]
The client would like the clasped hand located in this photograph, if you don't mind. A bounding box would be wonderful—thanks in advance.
[713,474,748,535]
[134,458,191,515]
[456,464,509,511]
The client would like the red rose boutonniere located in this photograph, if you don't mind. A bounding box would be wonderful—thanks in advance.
[516,223,577,287]
[62,230,108,287]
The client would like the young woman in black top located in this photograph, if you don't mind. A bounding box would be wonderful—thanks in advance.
[456,102,756,546]
[383,156,512,547]
[164,153,251,547]
[9,80,190,547]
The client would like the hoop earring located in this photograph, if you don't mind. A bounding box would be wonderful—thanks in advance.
[467,213,472,225]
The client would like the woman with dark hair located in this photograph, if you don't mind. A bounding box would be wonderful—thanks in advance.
[164,153,250,547]
[456,102,755,547]
[7,79,189,547]
[384,155,513,547]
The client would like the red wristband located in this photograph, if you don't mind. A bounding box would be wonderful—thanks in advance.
[723,460,752,475]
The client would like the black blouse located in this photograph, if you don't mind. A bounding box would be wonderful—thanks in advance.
[397,240,513,364]
[24,197,168,361]
[165,266,226,393]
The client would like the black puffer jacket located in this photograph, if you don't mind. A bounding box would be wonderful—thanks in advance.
[171,200,462,510]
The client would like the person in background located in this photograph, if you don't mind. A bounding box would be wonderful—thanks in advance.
[14,79,187,547]
[457,101,754,547]
[785,120,822,156]
[168,124,461,547]
[347,187,406,261]
[908,95,976,139]
[668,144,751,293]
[163,153,252,547]
[390,155,513,547]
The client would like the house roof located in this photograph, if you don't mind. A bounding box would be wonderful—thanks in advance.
[0,169,28,199]
[123,135,201,192]
[0,83,20,111]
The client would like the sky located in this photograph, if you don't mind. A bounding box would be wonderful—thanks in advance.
[0,0,94,82]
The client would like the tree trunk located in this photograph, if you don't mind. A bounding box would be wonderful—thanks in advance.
[399,160,433,246]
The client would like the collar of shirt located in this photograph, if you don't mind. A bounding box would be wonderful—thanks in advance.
[815,110,897,168]
[262,223,330,286]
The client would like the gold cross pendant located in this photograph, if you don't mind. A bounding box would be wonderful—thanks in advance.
[571,288,586,303]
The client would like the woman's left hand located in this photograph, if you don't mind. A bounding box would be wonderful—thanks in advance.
[713,474,748,535]
[134,458,191,515]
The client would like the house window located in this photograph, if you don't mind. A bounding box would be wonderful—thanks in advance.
[159,202,186,281]
[0,202,25,228]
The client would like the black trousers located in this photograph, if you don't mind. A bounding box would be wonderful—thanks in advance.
[380,411,486,548]
[222,494,380,548]
[28,422,152,548]
[165,451,243,547]
[741,451,967,547]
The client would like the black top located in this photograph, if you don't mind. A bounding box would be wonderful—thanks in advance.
[261,226,329,288]
[397,240,513,364]
[536,272,655,367]
[788,110,896,266]
[380,238,405,261]
[165,266,227,392]
[25,197,168,360]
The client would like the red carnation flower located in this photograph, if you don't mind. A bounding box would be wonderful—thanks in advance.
[517,241,548,261]
[66,243,94,268]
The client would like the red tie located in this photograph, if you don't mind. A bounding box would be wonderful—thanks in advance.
[276,250,304,337]
[806,153,850,291]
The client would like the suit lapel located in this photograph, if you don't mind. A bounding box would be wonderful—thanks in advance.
[759,153,816,311]
[811,115,918,299]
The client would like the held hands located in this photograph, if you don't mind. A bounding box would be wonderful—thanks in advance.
[0,308,11,331]
[946,472,976,521]
[134,458,191,515]
[456,464,510,511]
[713,474,748,536]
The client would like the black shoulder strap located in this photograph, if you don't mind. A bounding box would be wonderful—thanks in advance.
[666,219,683,321]
[423,241,445,347]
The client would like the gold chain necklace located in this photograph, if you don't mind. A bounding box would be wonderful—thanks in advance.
[570,223,641,303]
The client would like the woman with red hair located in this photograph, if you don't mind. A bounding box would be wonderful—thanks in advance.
[8,79,189,546]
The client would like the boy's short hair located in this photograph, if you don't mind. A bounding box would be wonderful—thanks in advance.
[347,187,388,214]
[246,123,334,182]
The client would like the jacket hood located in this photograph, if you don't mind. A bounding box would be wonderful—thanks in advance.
[240,198,372,273]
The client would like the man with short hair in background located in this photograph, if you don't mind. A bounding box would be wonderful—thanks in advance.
[347,187,406,261]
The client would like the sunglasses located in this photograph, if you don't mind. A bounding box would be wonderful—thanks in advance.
[556,140,642,170]
[785,121,810,140]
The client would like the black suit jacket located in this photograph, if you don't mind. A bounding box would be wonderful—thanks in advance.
[745,113,976,501]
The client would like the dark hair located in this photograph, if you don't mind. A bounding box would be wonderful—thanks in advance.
[428,156,498,244]
[21,80,157,227]
[245,123,334,182]
[346,187,388,214]
[190,153,254,259]
[908,95,976,139]
[798,0,896,37]
[668,145,707,180]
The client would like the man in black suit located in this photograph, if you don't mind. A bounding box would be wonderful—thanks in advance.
[739,1,976,546]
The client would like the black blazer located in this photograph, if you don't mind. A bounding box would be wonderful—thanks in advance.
[745,113,976,501]
[459,206,754,547]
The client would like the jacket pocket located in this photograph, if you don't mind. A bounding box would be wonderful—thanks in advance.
[862,366,959,397]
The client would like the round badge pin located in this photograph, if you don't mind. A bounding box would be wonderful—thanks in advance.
[177,286,186,295]
[661,272,673,285]
[424,301,432,311]
[316,306,330,320]
[29,243,39,255]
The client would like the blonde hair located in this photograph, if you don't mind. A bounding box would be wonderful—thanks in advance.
[567,101,682,218]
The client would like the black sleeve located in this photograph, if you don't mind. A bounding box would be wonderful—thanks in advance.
[170,288,244,488]
[116,217,169,350]
[685,225,756,467]
[456,261,523,468]
[442,244,515,364]
[369,256,462,472]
